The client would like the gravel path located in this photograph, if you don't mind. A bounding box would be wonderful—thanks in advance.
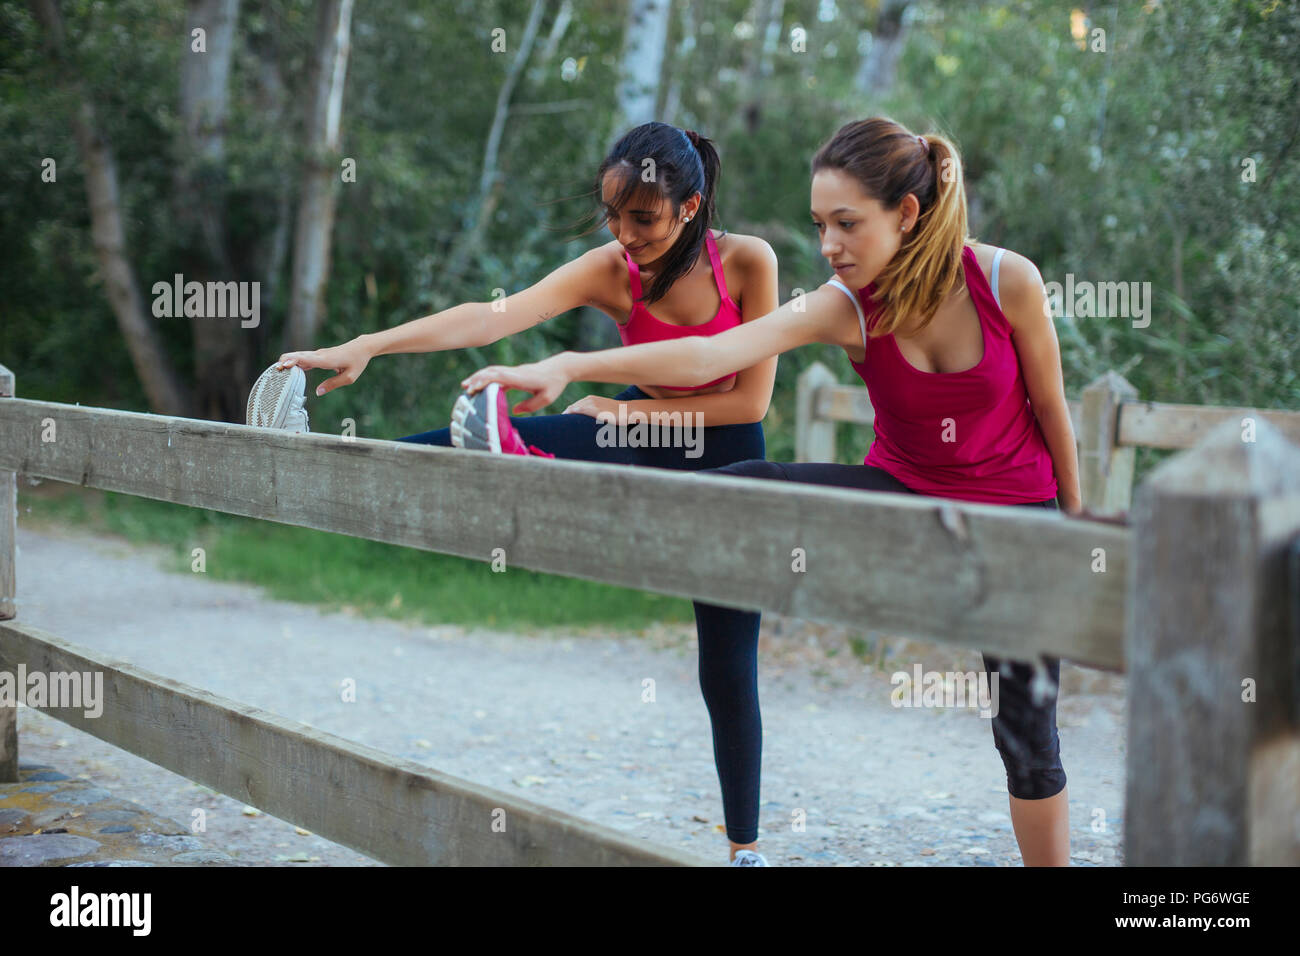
[9,523,1127,866]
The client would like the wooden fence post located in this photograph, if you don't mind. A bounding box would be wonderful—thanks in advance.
[1126,414,1300,865]
[0,363,16,782]
[796,361,837,463]
[1080,370,1138,514]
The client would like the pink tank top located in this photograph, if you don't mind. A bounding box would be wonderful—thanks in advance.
[618,231,743,390]
[832,245,1058,504]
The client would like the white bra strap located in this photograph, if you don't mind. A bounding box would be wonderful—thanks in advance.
[827,277,867,352]
[990,248,1006,310]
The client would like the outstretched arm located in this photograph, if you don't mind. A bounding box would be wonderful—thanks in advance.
[276,247,611,395]
[461,284,856,413]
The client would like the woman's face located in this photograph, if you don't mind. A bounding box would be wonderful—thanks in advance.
[601,169,701,268]
[810,167,919,290]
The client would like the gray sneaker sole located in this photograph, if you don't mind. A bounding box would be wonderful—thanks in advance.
[450,386,501,452]
[247,365,305,429]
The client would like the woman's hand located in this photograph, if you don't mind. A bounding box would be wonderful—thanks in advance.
[275,339,373,397]
[561,395,618,418]
[1068,506,1130,526]
[460,355,571,414]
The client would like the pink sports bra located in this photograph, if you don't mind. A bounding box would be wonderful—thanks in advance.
[617,231,743,390]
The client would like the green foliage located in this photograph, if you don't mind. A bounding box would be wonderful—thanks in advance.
[2,0,1295,455]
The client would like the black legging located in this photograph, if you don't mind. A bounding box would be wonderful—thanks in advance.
[698,459,1067,843]
[396,386,768,843]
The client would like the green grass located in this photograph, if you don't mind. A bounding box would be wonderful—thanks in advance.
[18,484,694,632]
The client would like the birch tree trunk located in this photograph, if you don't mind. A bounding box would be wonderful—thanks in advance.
[855,0,912,98]
[28,0,191,417]
[741,0,784,134]
[616,0,672,130]
[660,0,696,127]
[284,0,354,352]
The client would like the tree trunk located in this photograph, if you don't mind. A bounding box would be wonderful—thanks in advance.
[661,0,696,127]
[855,0,912,98]
[284,0,355,352]
[741,0,784,134]
[28,0,191,417]
[177,0,249,422]
[616,0,672,129]
[246,3,293,366]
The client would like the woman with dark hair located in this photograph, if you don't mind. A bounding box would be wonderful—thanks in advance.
[461,117,1085,867]
[253,121,781,866]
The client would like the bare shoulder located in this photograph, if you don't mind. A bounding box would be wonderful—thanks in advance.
[585,239,636,310]
[971,243,1044,332]
[717,231,777,272]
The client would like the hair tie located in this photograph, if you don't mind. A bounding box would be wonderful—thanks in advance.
[917,135,930,156]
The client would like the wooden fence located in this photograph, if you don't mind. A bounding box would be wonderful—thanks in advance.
[1,360,1297,865]
[797,364,1300,514]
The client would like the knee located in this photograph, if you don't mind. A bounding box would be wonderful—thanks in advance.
[1005,767,1067,800]
[990,721,1067,799]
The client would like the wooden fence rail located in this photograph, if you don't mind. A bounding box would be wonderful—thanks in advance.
[0,620,699,866]
[2,360,1297,865]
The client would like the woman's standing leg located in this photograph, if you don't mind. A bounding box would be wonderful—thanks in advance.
[620,409,769,861]
[982,497,1070,866]
[693,459,916,860]
[697,462,1071,865]
[400,387,770,861]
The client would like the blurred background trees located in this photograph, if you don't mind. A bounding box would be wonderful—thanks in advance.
[3,0,1296,464]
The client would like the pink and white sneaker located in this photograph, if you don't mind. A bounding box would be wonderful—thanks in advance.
[450,382,554,457]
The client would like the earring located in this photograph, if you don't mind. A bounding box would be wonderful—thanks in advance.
[684,216,692,222]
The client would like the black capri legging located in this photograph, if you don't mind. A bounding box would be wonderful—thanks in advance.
[701,458,1067,822]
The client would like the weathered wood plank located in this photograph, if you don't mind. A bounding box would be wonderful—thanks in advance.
[0,399,1128,668]
[795,361,839,462]
[807,382,1300,454]
[1080,372,1138,515]
[1126,416,1300,865]
[1118,401,1300,450]
[0,363,17,781]
[0,363,15,621]
[0,620,708,866]
[813,382,876,428]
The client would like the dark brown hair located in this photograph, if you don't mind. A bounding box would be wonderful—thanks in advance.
[589,122,725,305]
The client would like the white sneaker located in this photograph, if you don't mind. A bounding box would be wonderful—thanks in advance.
[729,850,769,867]
[247,363,310,433]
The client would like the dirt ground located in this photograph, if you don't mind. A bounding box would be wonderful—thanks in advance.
[6,523,1127,866]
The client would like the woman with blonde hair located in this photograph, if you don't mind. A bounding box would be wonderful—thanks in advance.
[461,117,1083,866]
